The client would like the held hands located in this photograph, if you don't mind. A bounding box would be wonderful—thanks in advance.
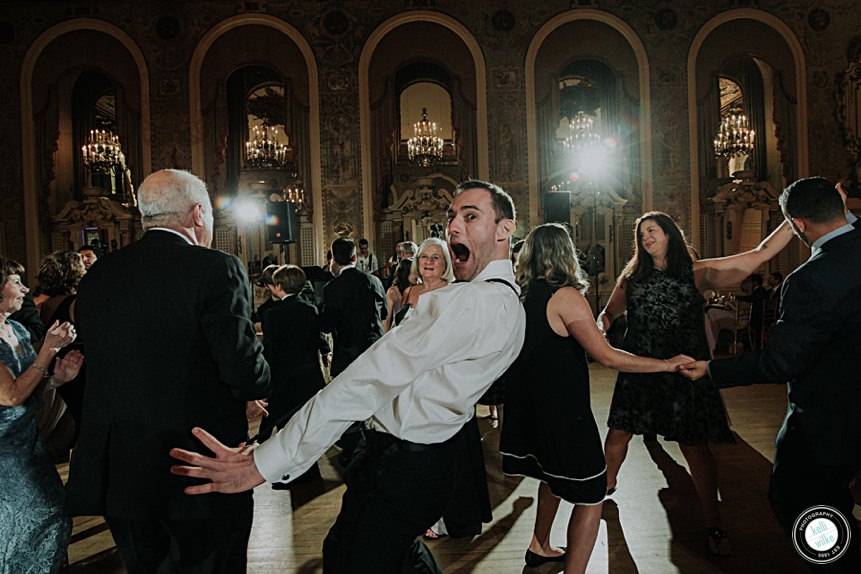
[678,360,709,380]
[170,427,266,495]
[43,321,76,353]
[665,354,695,372]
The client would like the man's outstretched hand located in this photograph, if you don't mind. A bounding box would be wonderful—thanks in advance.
[170,427,266,494]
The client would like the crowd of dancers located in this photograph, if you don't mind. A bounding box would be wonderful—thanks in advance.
[1,170,859,573]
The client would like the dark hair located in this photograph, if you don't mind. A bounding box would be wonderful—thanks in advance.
[37,251,85,296]
[393,258,413,294]
[454,180,516,223]
[748,273,764,287]
[358,238,369,246]
[621,211,692,284]
[780,177,846,224]
[258,264,279,287]
[769,271,783,282]
[0,256,25,289]
[331,237,356,265]
[78,244,97,254]
[273,264,306,295]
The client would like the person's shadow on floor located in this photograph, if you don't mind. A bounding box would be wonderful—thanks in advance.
[644,435,808,573]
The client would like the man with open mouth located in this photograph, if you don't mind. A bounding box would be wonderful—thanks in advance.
[171,180,526,573]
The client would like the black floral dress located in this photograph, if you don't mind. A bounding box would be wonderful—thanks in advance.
[607,265,734,444]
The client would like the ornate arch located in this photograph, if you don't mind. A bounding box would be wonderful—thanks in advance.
[526,9,652,228]
[359,10,488,243]
[687,8,807,246]
[20,19,151,276]
[189,14,323,260]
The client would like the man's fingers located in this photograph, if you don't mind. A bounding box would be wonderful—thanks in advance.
[184,483,221,495]
[190,426,231,455]
[169,447,213,467]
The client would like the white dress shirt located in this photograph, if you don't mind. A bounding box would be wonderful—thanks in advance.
[356,252,379,273]
[254,259,525,482]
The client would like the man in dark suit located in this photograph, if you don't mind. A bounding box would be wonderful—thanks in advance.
[682,177,861,572]
[320,237,386,377]
[66,169,270,573]
[258,264,328,442]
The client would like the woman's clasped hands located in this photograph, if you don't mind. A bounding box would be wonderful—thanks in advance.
[43,320,76,352]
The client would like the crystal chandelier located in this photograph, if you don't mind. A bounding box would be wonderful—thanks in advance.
[245,125,291,169]
[713,109,755,158]
[563,111,601,150]
[81,129,126,174]
[407,108,444,168]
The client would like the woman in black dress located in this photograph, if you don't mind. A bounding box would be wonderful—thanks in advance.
[598,211,793,555]
[501,223,693,573]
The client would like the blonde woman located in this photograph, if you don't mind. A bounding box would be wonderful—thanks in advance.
[500,223,693,573]
[396,237,454,325]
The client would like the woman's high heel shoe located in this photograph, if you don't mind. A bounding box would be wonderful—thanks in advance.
[524,546,567,567]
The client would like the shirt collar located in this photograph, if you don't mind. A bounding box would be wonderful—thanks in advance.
[846,211,858,225]
[148,227,194,245]
[811,222,854,257]
[471,259,518,291]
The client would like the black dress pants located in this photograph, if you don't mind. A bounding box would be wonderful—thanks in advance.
[322,426,468,573]
[769,432,861,573]
[106,498,253,574]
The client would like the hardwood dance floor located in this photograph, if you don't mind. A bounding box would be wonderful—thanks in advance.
[62,363,857,573]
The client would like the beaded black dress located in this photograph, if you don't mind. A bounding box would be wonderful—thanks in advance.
[607,265,734,444]
[501,279,607,504]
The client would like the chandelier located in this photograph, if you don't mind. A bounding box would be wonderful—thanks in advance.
[245,125,292,169]
[563,111,601,150]
[282,181,305,207]
[713,109,755,158]
[82,129,126,174]
[407,108,444,168]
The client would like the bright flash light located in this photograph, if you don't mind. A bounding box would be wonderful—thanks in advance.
[234,198,262,223]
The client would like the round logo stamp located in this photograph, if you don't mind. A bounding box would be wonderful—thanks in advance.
[792,505,852,564]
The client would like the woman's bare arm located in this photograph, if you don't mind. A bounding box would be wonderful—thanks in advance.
[694,219,794,291]
[549,287,691,372]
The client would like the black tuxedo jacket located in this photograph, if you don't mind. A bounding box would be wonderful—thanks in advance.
[320,266,386,376]
[710,227,861,468]
[261,296,326,417]
[66,230,270,519]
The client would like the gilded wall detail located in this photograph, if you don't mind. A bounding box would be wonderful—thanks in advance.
[1,0,861,267]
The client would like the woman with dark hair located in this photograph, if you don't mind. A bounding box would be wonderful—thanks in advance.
[501,223,694,572]
[0,255,82,573]
[37,250,87,435]
[383,258,414,331]
[598,211,793,555]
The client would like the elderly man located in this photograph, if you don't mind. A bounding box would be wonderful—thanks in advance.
[682,177,861,572]
[67,169,270,574]
[171,180,525,573]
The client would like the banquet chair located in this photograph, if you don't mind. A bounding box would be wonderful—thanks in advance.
[732,300,753,355]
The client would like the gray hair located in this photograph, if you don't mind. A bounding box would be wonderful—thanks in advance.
[410,237,455,284]
[138,169,211,230]
[402,241,418,257]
